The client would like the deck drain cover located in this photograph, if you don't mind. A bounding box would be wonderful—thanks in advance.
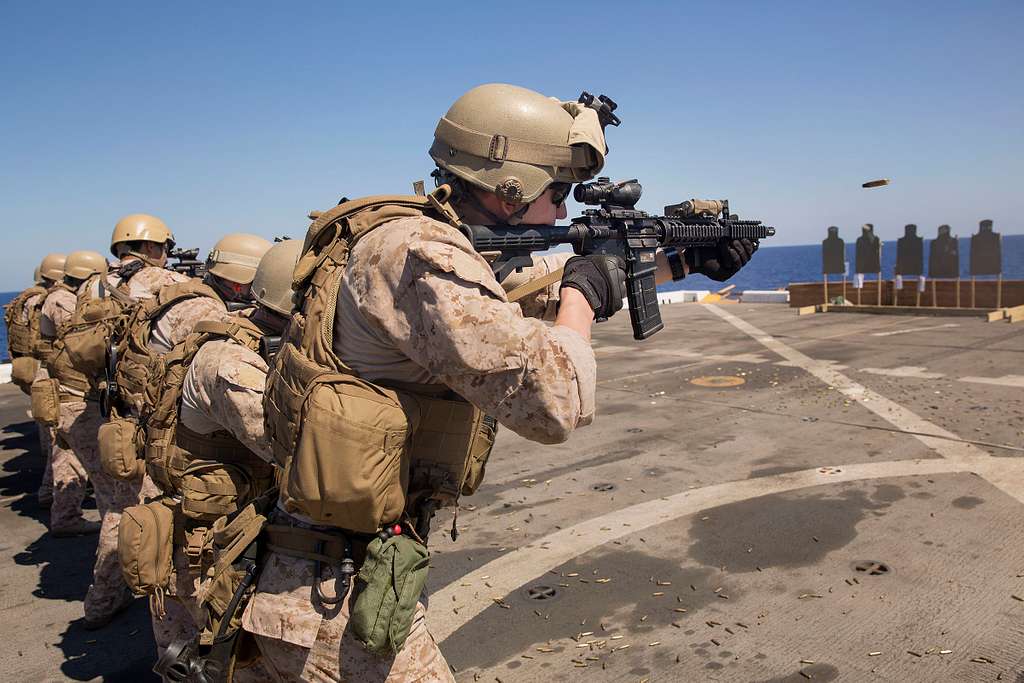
[524,585,559,601]
[592,483,616,492]
[691,375,745,388]
[852,560,891,576]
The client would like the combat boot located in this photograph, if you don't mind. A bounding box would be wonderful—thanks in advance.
[82,587,135,630]
[51,519,101,538]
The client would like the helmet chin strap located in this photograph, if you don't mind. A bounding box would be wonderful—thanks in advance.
[122,250,164,268]
[462,186,530,226]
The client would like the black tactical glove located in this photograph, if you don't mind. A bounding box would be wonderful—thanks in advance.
[684,238,758,282]
[560,255,627,321]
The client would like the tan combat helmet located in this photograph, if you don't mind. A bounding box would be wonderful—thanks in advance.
[65,250,109,280]
[39,253,67,282]
[110,213,176,257]
[206,233,273,285]
[429,83,608,204]
[252,239,302,316]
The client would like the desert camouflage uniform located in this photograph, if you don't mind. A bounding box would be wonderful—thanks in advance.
[39,287,90,532]
[149,337,274,679]
[121,265,189,300]
[242,217,595,681]
[62,265,214,622]
[60,399,140,620]
[22,291,55,500]
[123,272,228,651]
[179,339,273,459]
[39,281,142,619]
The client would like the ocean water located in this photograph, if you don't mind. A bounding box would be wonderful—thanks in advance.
[2,234,1021,362]
[661,234,1024,294]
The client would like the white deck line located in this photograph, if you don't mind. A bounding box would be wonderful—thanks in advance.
[430,305,1019,643]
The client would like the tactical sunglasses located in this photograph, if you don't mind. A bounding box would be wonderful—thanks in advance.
[548,182,572,206]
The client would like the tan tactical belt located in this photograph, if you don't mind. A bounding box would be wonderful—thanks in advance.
[175,423,263,465]
[265,523,369,567]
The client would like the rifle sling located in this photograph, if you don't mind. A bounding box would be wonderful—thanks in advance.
[506,267,564,303]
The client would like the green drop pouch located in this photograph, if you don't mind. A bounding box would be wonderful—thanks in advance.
[350,534,430,655]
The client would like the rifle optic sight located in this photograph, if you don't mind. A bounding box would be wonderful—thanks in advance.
[574,177,643,208]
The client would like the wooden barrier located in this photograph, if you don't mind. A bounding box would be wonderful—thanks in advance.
[788,280,1024,310]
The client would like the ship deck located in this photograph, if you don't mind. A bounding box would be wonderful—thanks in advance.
[2,303,1023,682]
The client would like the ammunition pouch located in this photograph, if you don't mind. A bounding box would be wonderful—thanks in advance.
[47,338,93,397]
[405,392,497,510]
[181,461,274,524]
[119,497,176,617]
[11,356,39,394]
[98,415,146,480]
[116,341,161,417]
[30,378,62,426]
[350,534,430,655]
[270,362,497,534]
[147,421,274,521]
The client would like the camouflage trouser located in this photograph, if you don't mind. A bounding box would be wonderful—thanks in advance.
[50,410,88,531]
[152,543,273,682]
[151,545,202,655]
[37,422,54,499]
[60,400,146,621]
[242,551,454,683]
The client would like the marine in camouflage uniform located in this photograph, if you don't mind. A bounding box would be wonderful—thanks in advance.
[23,289,56,505]
[38,273,98,537]
[149,239,295,679]
[243,84,758,682]
[134,233,272,656]
[13,254,66,505]
[242,84,615,683]
[75,215,194,629]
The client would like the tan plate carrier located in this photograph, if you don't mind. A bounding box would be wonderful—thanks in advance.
[114,279,221,416]
[5,284,47,392]
[144,315,276,522]
[263,188,497,535]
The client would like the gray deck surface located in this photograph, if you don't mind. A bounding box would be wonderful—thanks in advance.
[2,303,1023,682]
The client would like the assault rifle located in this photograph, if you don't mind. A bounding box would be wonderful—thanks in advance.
[459,177,776,340]
[169,247,207,278]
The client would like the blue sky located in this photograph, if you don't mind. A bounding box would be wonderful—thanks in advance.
[1,1,1021,290]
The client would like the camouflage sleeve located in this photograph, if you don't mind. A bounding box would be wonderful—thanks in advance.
[21,294,43,324]
[40,289,77,335]
[498,251,572,321]
[127,267,189,300]
[348,217,595,445]
[179,340,273,462]
[149,296,228,352]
